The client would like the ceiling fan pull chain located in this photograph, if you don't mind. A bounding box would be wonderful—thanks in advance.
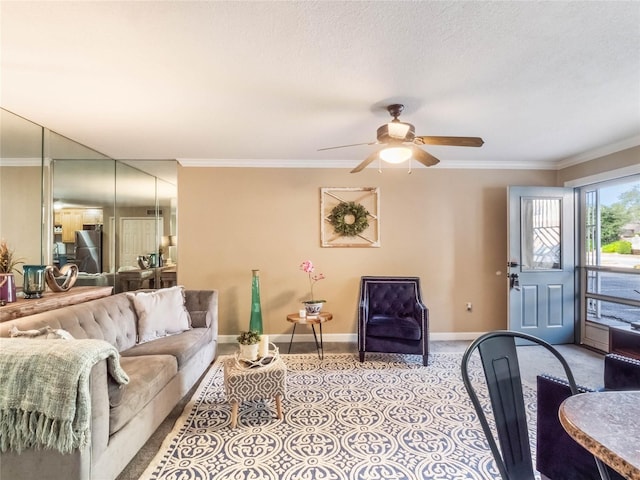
[408,158,412,174]
[378,156,383,173]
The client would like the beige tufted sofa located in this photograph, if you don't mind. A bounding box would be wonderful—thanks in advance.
[0,288,218,480]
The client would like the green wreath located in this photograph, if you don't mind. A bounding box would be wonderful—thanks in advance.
[328,201,369,237]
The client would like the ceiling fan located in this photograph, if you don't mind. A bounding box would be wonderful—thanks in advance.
[319,104,484,173]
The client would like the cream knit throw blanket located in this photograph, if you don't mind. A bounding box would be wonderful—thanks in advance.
[0,338,129,453]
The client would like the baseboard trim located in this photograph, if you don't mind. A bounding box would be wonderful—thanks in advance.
[219,332,483,344]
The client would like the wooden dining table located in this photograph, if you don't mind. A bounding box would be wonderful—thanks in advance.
[559,390,640,480]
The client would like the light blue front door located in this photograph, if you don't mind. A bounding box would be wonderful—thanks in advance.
[508,186,575,344]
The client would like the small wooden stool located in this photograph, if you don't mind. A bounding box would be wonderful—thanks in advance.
[223,356,286,428]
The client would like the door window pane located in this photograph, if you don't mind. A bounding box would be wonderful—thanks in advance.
[521,198,561,270]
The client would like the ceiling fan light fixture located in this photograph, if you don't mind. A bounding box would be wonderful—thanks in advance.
[325,103,483,174]
[377,121,415,143]
[380,146,413,164]
[387,121,411,139]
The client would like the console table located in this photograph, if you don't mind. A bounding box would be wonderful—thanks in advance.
[0,286,113,322]
[118,266,177,293]
[118,269,156,292]
[159,266,177,288]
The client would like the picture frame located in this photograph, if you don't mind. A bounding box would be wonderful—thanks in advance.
[321,187,380,247]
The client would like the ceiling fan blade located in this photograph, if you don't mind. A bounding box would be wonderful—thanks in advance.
[318,141,377,151]
[412,147,440,167]
[414,136,484,147]
[350,150,380,173]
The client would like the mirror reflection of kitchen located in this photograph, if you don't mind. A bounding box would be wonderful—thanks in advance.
[53,218,103,273]
[1,108,177,294]
[52,155,114,288]
[52,156,177,292]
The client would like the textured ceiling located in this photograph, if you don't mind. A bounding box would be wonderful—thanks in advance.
[1,1,639,171]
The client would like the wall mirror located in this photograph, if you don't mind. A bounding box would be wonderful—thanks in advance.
[0,109,45,266]
[0,108,177,295]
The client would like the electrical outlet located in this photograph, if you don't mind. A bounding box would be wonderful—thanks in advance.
[466,302,472,312]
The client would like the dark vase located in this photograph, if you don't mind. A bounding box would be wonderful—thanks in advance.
[0,273,17,303]
[249,269,263,334]
[23,265,47,299]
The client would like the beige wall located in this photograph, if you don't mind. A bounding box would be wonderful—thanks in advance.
[177,166,556,337]
[557,145,640,184]
[0,166,42,267]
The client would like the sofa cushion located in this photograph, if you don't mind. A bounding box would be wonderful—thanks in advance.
[108,354,178,435]
[128,286,191,344]
[185,290,218,329]
[121,327,212,368]
[367,315,422,341]
[0,293,138,352]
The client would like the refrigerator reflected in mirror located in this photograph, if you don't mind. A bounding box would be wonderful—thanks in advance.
[75,229,102,274]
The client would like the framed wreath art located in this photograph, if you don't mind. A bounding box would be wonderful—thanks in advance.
[328,201,369,237]
[321,187,380,247]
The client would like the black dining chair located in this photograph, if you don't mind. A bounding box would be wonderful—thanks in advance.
[461,330,611,480]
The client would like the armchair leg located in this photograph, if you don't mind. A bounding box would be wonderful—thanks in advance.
[359,351,365,363]
[423,355,428,367]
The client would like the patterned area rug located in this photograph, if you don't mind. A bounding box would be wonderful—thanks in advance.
[139,353,537,480]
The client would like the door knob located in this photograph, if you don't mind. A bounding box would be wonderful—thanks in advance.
[509,273,520,290]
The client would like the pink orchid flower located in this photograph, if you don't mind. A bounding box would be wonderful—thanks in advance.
[300,260,314,273]
[300,260,325,302]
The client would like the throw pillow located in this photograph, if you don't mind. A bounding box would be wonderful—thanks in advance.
[10,325,74,340]
[128,286,191,344]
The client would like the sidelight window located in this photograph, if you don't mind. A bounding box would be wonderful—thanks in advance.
[581,176,640,326]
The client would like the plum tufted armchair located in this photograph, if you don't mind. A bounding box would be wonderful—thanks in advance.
[358,276,429,366]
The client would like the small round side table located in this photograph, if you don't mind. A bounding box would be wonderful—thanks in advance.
[286,312,333,360]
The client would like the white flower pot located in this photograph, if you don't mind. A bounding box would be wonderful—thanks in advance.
[304,302,324,316]
[239,343,259,361]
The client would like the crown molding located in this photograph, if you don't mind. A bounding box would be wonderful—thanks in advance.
[433,160,557,170]
[177,158,556,170]
[0,158,42,166]
[555,134,640,169]
[564,163,640,188]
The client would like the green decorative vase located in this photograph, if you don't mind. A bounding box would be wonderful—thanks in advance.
[249,269,263,334]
